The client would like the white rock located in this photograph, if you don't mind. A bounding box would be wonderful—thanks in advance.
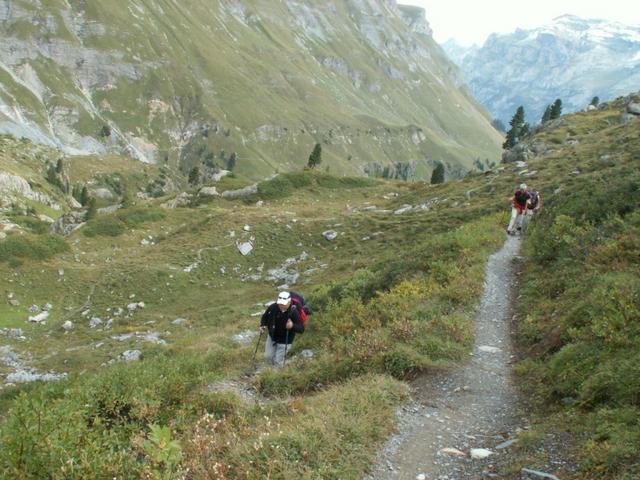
[127,302,139,312]
[172,318,188,325]
[62,320,74,331]
[322,230,338,241]
[521,468,561,480]
[256,200,265,207]
[89,317,103,328]
[200,186,220,196]
[439,447,465,456]
[394,205,413,215]
[470,448,493,459]
[243,224,251,232]
[416,475,426,480]
[237,241,253,256]
[478,345,501,353]
[121,350,142,362]
[28,311,49,323]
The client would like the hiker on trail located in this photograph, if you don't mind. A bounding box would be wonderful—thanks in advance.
[521,189,542,231]
[507,183,530,235]
[260,291,304,367]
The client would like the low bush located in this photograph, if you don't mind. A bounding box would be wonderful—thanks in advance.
[0,234,69,262]
[83,207,166,237]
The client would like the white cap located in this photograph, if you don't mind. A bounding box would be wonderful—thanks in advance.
[520,183,527,189]
[277,291,291,305]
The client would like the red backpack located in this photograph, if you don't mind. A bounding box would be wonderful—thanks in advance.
[289,291,309,327]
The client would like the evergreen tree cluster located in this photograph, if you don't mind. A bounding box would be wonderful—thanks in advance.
[430,162,445,184]
[541,98,563,123]
[503,106,530,150]
[307,143,322,169]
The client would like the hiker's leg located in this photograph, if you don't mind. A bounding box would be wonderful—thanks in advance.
[507,207,519,232]
[521,210,531,231]
[264,336,277,365]
[273,343,287,367]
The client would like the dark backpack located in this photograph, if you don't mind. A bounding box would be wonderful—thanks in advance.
[528,191,539,208]
[289,291,310,327]
[514,189,529,206]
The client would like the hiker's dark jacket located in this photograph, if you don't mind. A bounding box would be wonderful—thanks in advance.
[261,303,304,344]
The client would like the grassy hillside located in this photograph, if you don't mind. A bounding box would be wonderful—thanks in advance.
[0,93,638,478]
[0,0,502,180]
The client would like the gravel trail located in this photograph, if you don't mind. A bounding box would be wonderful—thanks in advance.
[367,235,524,480]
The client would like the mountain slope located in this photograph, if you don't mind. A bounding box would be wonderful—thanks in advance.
[444,15,640,125]
[0,0,502,179]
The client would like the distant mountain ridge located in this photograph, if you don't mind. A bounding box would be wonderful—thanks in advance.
[443,15,640,125]
[0,0,502,180]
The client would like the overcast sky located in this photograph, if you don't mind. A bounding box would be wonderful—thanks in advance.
[406,0,640,46]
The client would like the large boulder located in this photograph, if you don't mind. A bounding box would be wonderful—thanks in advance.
[221,184,258,199]
[50,211,86,236]
[627,102,640,115]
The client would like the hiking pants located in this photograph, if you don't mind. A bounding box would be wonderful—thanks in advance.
[264,335,287,367]
[521,209,534,230]
[507,207,525,233]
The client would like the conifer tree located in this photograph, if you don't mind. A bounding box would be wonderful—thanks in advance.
[590,96,599,107]
[550,99,562,119]
[85,197,97,220]
[80,186,89,206]
[227,152,237,171]
[307,143,322,169]
[430,162,445,184]
[503,106,529,149]
[188,166,200,186]
[541,105,552,123]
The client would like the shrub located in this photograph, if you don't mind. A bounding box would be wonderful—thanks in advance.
[0,234,69,262]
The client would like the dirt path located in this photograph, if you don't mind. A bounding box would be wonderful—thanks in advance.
[367,235,524,480]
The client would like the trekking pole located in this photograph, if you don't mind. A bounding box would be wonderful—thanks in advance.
[252,331,263,363]
[283,329,289,368]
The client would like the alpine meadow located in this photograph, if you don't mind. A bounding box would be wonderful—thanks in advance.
[1,1,639,479]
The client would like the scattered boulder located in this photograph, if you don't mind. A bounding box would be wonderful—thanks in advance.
[28,311,49,323]
[439,447,465,457]
[233,329,258,346]
[394,205,412,215]
[92,188,114,200]
[322,230,338,241]
[627,102,640,115]
[199,186,219,196]
[478,345,501,353]
[470,448,493,459]
[521,468,561,480]
[89,317,103,328]
[172,317,188,326]
[221,184,258,199]
[61,320,74,331]
[121,350,142,362]
[161,192,192,209]
[237,241,253,256]
[50,211,86,236]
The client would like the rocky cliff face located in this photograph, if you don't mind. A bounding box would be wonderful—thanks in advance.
[0,0,502,180]
[443,15,640,125]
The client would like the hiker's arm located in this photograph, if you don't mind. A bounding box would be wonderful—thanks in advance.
[260,307,270,328]
[290,307,304,333]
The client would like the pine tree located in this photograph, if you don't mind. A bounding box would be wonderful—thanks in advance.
[85,197,97,220]
[541,105,552,123]
[430,162,445,184]
[80,186,89,206]
[55,158,64,173]
[227,152,237,171]
[307,143,322,169]
[590,96,599,107]
[503,106,528,149]
[188,166,200,186]
[550,99,562,119]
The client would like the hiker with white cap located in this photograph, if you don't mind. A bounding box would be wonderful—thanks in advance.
[507,183,530,235]
[260,291,304,367]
